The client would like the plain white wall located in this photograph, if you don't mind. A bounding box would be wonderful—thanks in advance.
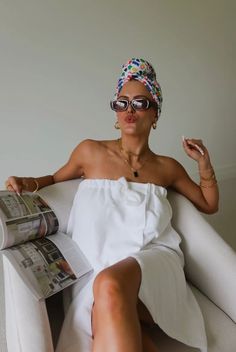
[0,0,235,187]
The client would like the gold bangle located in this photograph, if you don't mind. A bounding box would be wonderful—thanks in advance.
[200,173,216,181]
[33,179,39,193]
[200,180,217,188]
[199,167,214,172]
[199,166,216,180]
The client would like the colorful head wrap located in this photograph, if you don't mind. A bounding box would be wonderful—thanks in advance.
[116,58,163,118]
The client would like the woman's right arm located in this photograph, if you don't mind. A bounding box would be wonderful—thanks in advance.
[5,139,91,194]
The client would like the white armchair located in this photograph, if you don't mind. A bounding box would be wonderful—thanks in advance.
[1,179,236,352]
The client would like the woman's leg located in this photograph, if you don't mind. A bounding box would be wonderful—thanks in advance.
[91,257,142,352]
[138,300,160,352]
[141,324,160,352]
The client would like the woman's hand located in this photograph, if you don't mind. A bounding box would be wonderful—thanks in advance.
[180,136,219,213]
[5,176,37,194]
[5,176,23,194]
[182,136,211,170]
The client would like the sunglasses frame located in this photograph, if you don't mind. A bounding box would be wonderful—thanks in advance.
[110,98,157,112]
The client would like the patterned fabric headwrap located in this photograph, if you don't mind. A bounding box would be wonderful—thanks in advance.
[116,58,163,118]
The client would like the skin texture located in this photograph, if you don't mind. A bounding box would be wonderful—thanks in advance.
[5,80,219,352]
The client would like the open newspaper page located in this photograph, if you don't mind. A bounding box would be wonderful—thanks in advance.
[0,191,58,249]
[3,232,93,300]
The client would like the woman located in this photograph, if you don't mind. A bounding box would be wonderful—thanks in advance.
[5,58,218,352]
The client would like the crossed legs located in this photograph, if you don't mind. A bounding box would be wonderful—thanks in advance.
[91,257,159,352]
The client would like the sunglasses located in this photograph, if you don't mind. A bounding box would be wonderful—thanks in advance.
[110,98,158,112]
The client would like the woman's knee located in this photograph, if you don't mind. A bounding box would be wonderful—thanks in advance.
[93,270,128,313]
[93,258,141,310]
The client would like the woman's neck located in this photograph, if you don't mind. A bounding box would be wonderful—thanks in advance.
[118,136,151,161]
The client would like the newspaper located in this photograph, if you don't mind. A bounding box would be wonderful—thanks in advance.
[0,191,59,249]
[0,191,93,300]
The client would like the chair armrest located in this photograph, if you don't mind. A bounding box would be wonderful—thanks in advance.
[1,180,81,352]
[168,190,236,322]
[3,256,54,352]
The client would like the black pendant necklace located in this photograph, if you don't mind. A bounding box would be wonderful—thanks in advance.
[123,157,139,177]
[118,139,146,178]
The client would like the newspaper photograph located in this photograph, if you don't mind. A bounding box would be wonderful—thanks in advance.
[0,191,51,219]
[6,236,78,299]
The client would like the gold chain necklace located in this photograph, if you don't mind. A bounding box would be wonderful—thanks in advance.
[118,138,148,178]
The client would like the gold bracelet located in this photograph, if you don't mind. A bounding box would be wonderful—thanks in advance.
[199,166,216,180]
[200,180,218,188]
[199,167,214,172]
[200,173,216,181]
[33,179,39,193]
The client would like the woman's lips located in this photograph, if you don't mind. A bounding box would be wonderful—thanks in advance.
[124,115,137,123]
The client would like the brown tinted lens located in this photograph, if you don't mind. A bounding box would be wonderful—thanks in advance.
[132,99,149,110]
[111,100,128,111]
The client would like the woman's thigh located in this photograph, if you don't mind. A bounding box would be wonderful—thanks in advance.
[92,256,154,325]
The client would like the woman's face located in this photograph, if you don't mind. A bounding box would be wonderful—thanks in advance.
[116,80,157,136]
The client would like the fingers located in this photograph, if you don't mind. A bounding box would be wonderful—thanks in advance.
[186,140,204,156]
[5,176,23,195]
[182,136,205,156]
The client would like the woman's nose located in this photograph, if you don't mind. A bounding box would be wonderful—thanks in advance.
[127,102,135,113]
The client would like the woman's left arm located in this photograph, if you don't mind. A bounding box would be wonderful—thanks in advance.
[171,138,219,214]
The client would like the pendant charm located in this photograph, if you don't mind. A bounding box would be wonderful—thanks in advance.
[133,171,139,177]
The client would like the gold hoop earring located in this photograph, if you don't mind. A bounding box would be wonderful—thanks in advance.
[152,121,157,130]
[114,121,120,129]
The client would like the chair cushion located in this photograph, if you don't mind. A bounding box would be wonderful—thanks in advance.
[143,284,236,352]
[191,285,236,352]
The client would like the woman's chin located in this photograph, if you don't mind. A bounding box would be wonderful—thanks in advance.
[121,125,149,136]
[121,128,138,135]
[121,123,138,132]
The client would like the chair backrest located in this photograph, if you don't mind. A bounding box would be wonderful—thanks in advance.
[38,179,82,233]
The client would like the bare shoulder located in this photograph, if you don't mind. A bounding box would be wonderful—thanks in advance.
[152,154,188,187]
[53,139,117,182]
[74,139,100,152]
[72,139,118,161]
[155,155,185,173]
[71,139,102,158]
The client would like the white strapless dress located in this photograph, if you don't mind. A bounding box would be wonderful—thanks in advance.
[56,177,207,352]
